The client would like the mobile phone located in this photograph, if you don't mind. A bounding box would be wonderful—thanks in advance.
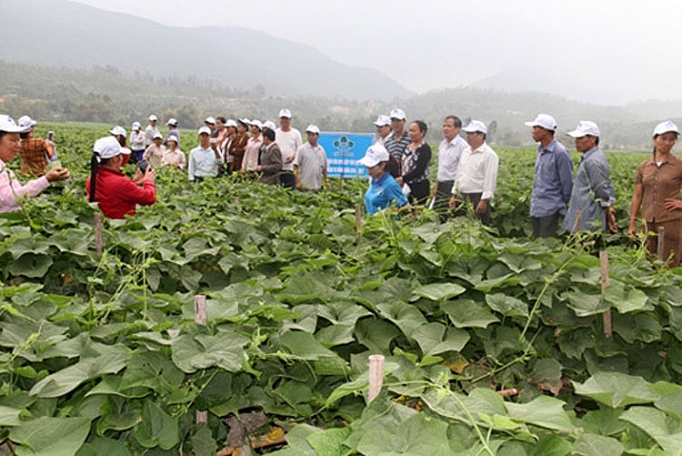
[138,160,149,173]
[47,131,54,141]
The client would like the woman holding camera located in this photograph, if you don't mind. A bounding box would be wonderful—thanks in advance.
[86,136,156,219]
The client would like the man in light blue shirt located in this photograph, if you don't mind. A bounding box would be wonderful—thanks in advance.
[188,126,223,182]
[562,121,617,233]
[525,114,574,238]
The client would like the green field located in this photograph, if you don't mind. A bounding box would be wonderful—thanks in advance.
[0,123,678,455]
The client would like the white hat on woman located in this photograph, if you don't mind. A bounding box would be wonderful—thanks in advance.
[359,144,389,167]
[653,121,679,136]
[0,115,30,133]
[93,136,121,159]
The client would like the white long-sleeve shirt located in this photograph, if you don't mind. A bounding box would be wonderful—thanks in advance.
[452,143,499,200]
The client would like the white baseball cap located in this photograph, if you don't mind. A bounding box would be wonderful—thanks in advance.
[198,126,211,135]
[306,124,320,134]
[359,144,390,167]
[93,136,121,159]
[204,116,216,125]
[373,115,391,127]
[653,120,680,137]
[525,113,557,131]
[462,120,488,134]
[166,118,178,126]
[153,132,163,139]
[238,118,251,126]
[226,119,238,128]
[389,108,406,120]
[148,114,158,121]
[249,119,263,131]
[131,122,141,130]
[262,120,276,131]
[108,125,126,137]
[0,115,30,133]
[18,115,37,129]
[567,121,600,138]
[166,135,178,143]
[279,108,292,118]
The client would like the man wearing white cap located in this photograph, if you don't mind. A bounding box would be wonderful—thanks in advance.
[130,122,145,163]
[384,108,410,162]
[562,121,617,233]
[293,125,329,192]
[188,126,223,182]
[165,118,180,145]
[449,120,499,226]
[276,108,303,190]
[525,113,574,238]
[205,117,217,137]
[0,115,69,213]
[432,115,468,219]
[373,115,392,146]
[17,115,55,176]
[144,115,160,148]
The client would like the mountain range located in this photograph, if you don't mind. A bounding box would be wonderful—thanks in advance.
[0,0,411,101]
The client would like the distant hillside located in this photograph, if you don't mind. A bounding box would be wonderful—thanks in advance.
[3,59,680,150]
[0,0,411,102]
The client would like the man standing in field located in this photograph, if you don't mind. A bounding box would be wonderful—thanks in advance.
[562,121,617,233]
[383,108,410,161]
[165,118,180,145]
[144,115,160,148]
[188,126,223,182]
[276,108,303,190]
[293,124,330,192]
[432,115,467,219]
[449,120,499,226]
[525,113,574,238]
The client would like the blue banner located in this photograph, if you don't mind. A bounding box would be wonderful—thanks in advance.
[318,132,375,178]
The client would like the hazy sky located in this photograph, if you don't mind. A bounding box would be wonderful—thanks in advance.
[70,0,680,104]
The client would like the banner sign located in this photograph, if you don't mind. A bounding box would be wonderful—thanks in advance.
[318,132,374,178]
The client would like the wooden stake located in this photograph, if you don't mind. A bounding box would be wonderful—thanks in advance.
[94,213,103,255]
[368,355,385,403]
[355,204,362,235]
[234,197,240,208]
[657,226,666,262]
[194,295,208,423]
[599,251,612,338]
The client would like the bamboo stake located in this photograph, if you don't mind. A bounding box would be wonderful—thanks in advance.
[94,213,103,255]
[599,251,612,338]
[355,204,362,235]
[657,226,666,262]
[368,355,385,403]
[194,295,208,424]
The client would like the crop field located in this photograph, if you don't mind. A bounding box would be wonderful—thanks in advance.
[2,123,681,455]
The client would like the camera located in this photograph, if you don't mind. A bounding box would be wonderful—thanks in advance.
[138,160,150,173]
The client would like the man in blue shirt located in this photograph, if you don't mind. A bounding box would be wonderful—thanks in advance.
[525,114,574,238]
[562,121,617,233]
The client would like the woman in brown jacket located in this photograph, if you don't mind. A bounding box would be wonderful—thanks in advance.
[628,121,682,267]
[228,119,249,172]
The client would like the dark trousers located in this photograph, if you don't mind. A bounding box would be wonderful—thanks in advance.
[532,213,561,239]
[460,192,491,226]
[280,171,296,190]
[408,180,431,206]
[434,180,454,220]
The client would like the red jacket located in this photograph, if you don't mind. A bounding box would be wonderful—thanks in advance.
[85,167,156,219]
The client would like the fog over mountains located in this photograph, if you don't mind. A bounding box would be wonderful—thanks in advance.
[0,0,411,101]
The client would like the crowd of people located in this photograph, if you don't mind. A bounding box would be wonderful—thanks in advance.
[1,108,682,267]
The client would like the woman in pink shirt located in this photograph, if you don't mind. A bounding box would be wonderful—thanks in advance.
[0,114,70,213]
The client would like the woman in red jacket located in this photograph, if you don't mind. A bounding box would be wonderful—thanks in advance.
[86,136,157,219]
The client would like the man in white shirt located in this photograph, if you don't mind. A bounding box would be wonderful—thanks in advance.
[188,126,223,182]
[275,108,302,190]
[294,125,330,192]
[373,115,391,146]
[432,115,468,220]
[144,115,160,148]
[449,120,499,226]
